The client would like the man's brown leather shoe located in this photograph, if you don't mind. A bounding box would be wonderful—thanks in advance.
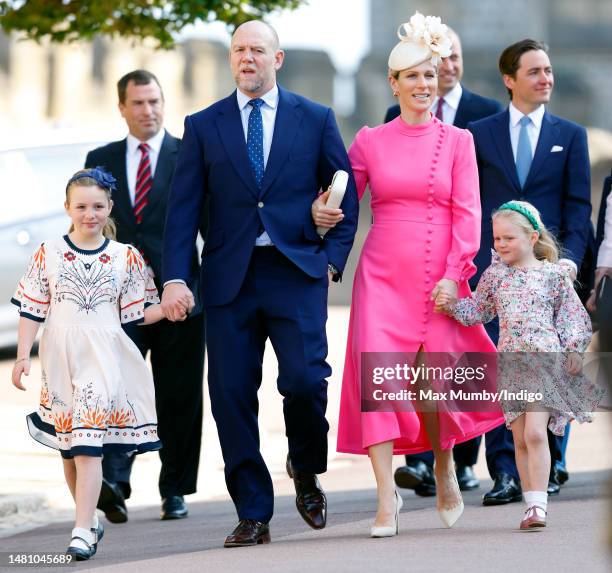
[286,455,327,530]
[223,519,271,548]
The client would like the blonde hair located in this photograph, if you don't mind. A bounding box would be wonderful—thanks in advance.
[492,201,559,263]
[66,171,117,240]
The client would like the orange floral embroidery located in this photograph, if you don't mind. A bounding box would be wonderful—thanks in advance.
[80,406,108,429]
[32,244,46,271]
[54,411,73,434]
[107,408,134,428]
[39,386,51,409]
[126,247,144,273]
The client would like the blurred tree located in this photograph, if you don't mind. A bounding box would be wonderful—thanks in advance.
[0,0,305,48]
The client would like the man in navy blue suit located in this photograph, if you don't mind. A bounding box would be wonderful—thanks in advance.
[468,39,591,505]
[161,20,358,547]
[388,28,503,498]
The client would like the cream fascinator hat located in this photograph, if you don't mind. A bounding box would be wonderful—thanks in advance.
[388,12,453,71]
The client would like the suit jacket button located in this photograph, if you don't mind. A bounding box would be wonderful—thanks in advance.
[258,202,264,208]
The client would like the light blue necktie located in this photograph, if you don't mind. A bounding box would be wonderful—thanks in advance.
[516,115,533,188]
[247,98,265,190]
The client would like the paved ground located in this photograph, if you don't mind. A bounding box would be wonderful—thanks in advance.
[0,465,610,573]
[1,307,611,572]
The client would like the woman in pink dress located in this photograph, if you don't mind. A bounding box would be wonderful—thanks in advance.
[314,13,504,537]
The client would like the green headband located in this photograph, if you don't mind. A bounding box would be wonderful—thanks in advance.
[497,202,540,232]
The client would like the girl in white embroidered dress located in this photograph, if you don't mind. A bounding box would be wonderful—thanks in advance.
[10,168,190,560]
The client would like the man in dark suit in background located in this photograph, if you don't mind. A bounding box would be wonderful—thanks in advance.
[86,70,207,522]
[468,39,591,505]
[389,28,503,498]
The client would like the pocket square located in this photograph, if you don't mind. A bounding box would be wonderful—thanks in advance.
[551,145,564,152]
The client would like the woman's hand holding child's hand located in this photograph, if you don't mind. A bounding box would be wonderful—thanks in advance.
[431,279,457,314]
[433,292,455,314]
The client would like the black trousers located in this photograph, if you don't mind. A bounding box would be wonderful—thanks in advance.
[102,313,205,498]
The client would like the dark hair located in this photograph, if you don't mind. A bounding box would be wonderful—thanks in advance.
[117,69,163,104]
[498,39,549,98]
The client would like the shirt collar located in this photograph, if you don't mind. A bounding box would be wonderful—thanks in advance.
[126,128,166,156]
[236,84,279,111]
[436,82,462,110]
[509,102,545,128]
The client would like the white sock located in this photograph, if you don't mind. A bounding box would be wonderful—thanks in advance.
[531,490,548,512]
[523,490,535,510]
[91,513,99,531]
[70,527,94,551]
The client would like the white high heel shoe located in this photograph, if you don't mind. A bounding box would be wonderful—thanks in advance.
[371,490,403,538]
[437,471,464,528]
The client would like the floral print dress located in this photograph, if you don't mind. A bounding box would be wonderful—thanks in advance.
[12,235,161,458]
[452,254,604,434]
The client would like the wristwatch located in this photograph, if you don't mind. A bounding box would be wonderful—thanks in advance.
[328,263,341,283]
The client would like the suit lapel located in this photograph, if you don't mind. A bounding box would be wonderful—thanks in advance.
[215,92,259,198]
[143,132,177,214]
[107,140,136,226]
[489,109,521,193]
[453,87,470,129]
[259,88,302,198]
[523,112,560,190]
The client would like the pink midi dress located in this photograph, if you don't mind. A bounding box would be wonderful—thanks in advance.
[336,116,505,455]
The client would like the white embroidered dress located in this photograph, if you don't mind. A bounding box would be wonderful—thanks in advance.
[12,235,161,458]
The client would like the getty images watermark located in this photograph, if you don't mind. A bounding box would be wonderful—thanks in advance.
[360,352,610,413]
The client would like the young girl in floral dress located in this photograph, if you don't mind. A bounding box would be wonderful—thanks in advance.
[437,200,603,530]
[10,167,189,560]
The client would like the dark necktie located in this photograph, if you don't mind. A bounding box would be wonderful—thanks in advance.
[435,97,445,122]
[247,98,265,189]
[134,143,152,223]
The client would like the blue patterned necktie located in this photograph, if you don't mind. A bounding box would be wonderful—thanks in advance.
[516,115,533,188]
[247,98,265,189]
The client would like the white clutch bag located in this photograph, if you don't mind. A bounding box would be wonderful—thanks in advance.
[317,170,348,238]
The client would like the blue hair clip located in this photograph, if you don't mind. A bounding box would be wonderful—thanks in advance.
[66,167,117,194]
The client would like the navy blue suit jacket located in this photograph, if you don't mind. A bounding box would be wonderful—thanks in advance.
[468,108,591,284]
[162,87,359,307]
[384,86,502,128]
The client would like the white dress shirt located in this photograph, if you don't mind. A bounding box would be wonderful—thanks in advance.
[508,102,577,274]
[125,128,166,205]
[431,82,462,126]
[236,85,279,246]
[508,102,545,161]
[597,192,612,268]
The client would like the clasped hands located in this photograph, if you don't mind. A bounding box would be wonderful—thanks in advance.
[431,278,457,314]
[161,283,196,322]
